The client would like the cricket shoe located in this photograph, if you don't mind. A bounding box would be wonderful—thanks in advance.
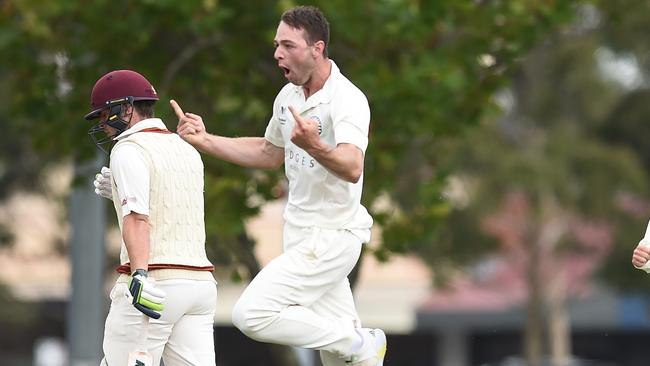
[346,328,387,366]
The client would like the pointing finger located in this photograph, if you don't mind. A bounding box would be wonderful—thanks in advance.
[288,106,303,125]
[170,99,185,120]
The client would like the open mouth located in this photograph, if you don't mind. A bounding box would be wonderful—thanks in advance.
[280,65,290,77]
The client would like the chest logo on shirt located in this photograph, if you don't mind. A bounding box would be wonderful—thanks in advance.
[279,106,287,124]
[310,115,323,135]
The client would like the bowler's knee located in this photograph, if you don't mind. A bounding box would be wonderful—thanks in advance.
[231,296,259,336]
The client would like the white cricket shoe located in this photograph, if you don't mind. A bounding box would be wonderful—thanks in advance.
[346,328,387,366]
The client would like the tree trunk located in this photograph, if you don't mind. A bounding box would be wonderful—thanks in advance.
[547,271,571,366]
[524,234,544,366]
[524,253,544,366]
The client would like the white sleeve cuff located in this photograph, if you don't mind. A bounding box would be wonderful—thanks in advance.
[334,121,368,152]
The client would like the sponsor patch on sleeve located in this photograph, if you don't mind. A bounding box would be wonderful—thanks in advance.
[120,197,137,206]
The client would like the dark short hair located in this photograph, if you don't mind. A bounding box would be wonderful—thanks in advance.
[281,6,330,58]
[133,100,155,119]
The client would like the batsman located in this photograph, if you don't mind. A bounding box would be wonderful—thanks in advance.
[85,69,218,365]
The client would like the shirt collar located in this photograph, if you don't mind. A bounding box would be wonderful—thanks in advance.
[115,118,168,140]
[293,59,340,106]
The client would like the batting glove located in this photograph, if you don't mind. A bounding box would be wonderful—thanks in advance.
[93,166,113,200]
[125,269,166,319]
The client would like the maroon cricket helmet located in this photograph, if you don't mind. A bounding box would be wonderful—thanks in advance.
[84,69,159,120]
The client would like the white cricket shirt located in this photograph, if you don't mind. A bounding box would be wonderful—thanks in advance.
[110,118,165,217]
[264,60,373,233]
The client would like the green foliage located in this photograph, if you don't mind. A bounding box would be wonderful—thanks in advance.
[600,89,650,170]
[0,0,585,279]
[589,0,650,290]
[326,0,582,269]
[1,0,284,273]
[435,0,650,292]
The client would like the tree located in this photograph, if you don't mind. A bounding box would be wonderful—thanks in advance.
[426,3,650,364]
[439,120,648,364]
[592,0,650,292]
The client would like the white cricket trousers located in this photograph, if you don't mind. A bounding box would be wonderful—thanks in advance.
[100,278,217,366]
[231,224,366,361]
